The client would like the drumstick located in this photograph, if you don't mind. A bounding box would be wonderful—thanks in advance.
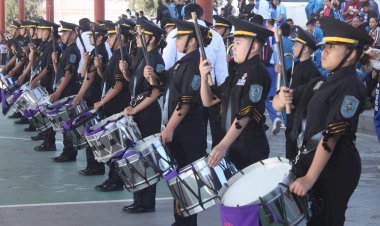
[75,26,87,53]
[191,12,213,87]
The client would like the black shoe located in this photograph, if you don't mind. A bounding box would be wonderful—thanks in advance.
[31,132,45,141]
[127,205,155,214]
[14,118,29,124]
[8,112,22,119]
[78,167,105,176]
[52,154,76,162]
[34,143,57,152]
[122,203,137,212]
[24,124,36,132]
[95,180,123,192]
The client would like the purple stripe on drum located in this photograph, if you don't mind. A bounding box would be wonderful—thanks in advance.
[84,115,124,136]
[45,98,73,115]
[23,104,43,118]
[163,170,178,181]
[62,111,93,132]
[219,204,260,226]
[11,89,22,103]
[1,89,10,114]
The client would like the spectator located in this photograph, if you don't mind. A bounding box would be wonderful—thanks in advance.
[126,9,132,18]
[238,0,247,15]
[343,0,361,23]
[168,0,179,19]
[286,18,297,38]
[273,0,287,26]
[223,0,236,17]
[306,19,325,74]
[253,0,272,23]
[352,16,364,29]
[305,0,324,19]
[360,1,378,30]
[360,0,380,20]
[157,0,171,29]
[240,0,256,20]
[369,17,380,47]
[176,0,185,20]
[0,33,7,65]
[139,11,148,20]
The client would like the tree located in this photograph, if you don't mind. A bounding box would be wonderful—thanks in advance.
[126,0,158,17]
[5,0,45,30]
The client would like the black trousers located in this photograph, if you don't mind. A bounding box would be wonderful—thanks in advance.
[60,133,78,157]
[297,140,361,226]
[167,116,207,226]
[228,126,270,170]
[85,146,104,169]
[132,101,162,208]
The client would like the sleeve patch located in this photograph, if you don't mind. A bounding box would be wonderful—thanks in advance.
[191,75,201,91]
[249,84,263,103]
[340,95,359,119]
[156,64,165,73]
[69,54,77,64]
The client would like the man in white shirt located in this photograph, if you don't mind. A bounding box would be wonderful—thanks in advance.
[77,18,94,74]
[162,3,229,150]
[253,0,271,23]
[163,5,228,86]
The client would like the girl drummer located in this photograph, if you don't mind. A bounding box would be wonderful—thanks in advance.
[199,16,273,170]
[119,19,166,214]
[273,17,372,225]
[92,21,132,192]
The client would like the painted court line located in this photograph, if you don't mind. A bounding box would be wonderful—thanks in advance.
[0,197,174,208]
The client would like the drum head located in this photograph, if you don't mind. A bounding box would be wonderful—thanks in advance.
[220,157,291,207]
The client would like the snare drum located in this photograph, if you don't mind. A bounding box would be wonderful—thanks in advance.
[116,134,173,192]
[62,109,100,150]
[45,96,88,131]
[165,157,237,217]
[13,82,48,112]
[23,98,52,132]
[84,112,141,163]
[219,157,308,226]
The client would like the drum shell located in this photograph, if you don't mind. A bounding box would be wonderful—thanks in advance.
[45,96,88,131]
[116,152,161,193]
[63,111,100,150]
[167,166,218,217]
[24,100,52,132]
[14,84,48,112]
[134,134,173,173]
[166,157,237,217]
[85,113,141,163]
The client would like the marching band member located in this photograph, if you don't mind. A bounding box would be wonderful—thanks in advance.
[200,16,273,170]
[119,18,166,214]
[74,23,109,176]
[274,26,322,161]
[273,17,372,226]
[32,20,61,151]
[50,21,81,162]
[92,21,132,192]
[161,18,210,226]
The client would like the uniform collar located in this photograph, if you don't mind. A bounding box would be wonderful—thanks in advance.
[180,49,200,62]
[236,54,261,74]
[327,65,356,82]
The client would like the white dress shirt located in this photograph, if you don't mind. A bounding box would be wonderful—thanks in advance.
[162,19,228,86]
[77,31,94,74]
[253,0,271,20]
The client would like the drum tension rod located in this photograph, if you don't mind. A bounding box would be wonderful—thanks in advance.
[259,197,274,224]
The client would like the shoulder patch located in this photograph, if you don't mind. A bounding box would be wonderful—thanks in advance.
[340,95,360,119]
[69,54,77,64]
[191,75,201,91]
[156,64,165,73]
[249,84,263,103]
